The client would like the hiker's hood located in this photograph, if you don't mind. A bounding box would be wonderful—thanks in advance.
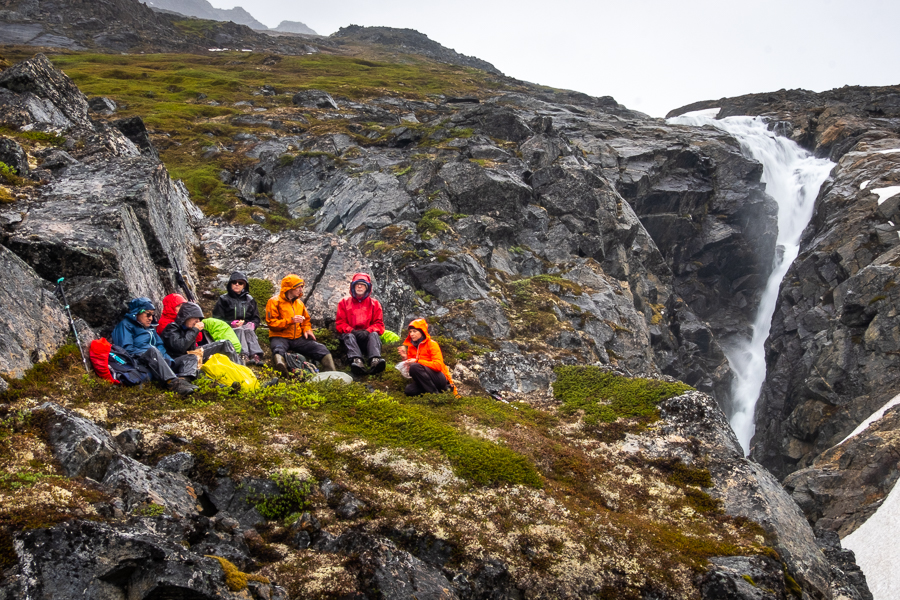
[160,294,186,322]
[404,318,430,344]
[279,274,304,300]
[227,271,249,299]
[174,302,204,327]
[350,272,372,301]
[125,297,156,324]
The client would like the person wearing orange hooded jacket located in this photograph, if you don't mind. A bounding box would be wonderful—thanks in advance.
[266,274,336,374]
[398,318,456,396]
[336,273,386,375]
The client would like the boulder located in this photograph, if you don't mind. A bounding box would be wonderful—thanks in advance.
[0,136,29,176]
[101,455,200,518]
[0,248,71,378]
[0,53,91,129]
[34,402,121,480]
[112,115,158,159]
[698,555,786,600]
[14,519,281,600]
[292,89,339,110]
[87,95,116,114]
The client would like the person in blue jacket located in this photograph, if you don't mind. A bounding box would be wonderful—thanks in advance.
[111,297,198,395]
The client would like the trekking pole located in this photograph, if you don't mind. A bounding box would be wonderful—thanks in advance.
[172,256,197,303]
[54,277,90,372]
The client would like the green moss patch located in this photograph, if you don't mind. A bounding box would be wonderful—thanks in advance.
[553,366,692,425]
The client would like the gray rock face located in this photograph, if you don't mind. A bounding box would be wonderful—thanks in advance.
[752,134,900,479]
[0,247,71,378]
[0,53,91,129]
[783,406,900,538]
[4,157,202,332]
[698,555,786,600]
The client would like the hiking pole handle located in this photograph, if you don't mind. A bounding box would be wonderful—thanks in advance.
[55,277,90,373]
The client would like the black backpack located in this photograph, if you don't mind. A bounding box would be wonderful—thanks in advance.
[284,352,319,380]
[108,344,153,386]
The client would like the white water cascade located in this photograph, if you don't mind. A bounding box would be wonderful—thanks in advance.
[667,111,834,453]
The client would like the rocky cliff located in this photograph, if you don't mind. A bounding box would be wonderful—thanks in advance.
[0,33,879,600]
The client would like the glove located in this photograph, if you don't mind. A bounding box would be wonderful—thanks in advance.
[246,322,256,330]
[231,320,242,328]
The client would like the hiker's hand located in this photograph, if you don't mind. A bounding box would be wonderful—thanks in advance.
[304,330,316,340]
[232,320,244,328]
[292,315,304,324]
[398,346,407,359]
[195,322,205,331]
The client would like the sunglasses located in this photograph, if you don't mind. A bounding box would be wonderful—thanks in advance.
[139,311,155,318]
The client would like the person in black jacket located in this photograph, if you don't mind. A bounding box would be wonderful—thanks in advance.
[161,302,242,365]
[212,271,265,365]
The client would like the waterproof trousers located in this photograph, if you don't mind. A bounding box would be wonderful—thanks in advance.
[269,336,330,361]
[137,346,197,382]
[232,324,264,358]
[341,330,382,360]
[405,362,450,396]
[201,340,242,365]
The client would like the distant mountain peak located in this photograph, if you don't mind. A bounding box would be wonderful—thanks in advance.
[140,0,272,31]
[272,21,317,36]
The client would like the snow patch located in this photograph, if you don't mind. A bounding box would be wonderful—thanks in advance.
[872,186,900,205]
[840,391,900,445]
[860,180,870,190]
[677,108,721,119]
[843,478,900,599]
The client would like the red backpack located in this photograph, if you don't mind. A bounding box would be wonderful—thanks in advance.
[89,338,118,384]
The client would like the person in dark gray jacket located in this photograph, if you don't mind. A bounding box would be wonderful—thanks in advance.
[212,271,265,365]
[161,302,242,365]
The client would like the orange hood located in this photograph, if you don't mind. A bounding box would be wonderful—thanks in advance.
[279,274,305,300]
[404,318,430,343]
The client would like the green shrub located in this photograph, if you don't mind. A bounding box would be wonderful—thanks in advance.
[249,471,315,520]
[248,278,275,317]
[553,366,692,425]
[417,208,449,239]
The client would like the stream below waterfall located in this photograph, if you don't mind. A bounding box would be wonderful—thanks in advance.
[668,110,834,454]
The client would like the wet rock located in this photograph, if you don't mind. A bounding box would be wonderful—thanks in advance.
[815,529,872,600]
[292,89,339,110]
[0,136,29,176]
[0,248,71,378]
[33,402,121,480]
[450,558,521,599]
[335,491,366,519]
[206,476,273,529]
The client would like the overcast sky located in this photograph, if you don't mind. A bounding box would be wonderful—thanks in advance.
[206,0,899,117]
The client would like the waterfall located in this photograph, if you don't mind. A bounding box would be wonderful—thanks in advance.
[667,111,834,454]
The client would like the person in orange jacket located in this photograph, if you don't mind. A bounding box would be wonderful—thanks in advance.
[335,273,386,376]
[398,318,456,396]
[266,274,336,374]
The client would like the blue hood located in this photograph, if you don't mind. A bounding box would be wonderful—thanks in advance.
[125,297,156,323]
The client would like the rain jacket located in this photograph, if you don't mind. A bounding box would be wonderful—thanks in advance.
[335,273,385,335]
[403,318,455,391]
[156,293,186,334]
[212,271,261,327]
[202,318,242,354]
[112,297,171,361]
[266,274,312,340]
[161,302,212,358]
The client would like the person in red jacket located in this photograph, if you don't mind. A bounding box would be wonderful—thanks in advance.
[335,273,386,375]
[398,318,456,396]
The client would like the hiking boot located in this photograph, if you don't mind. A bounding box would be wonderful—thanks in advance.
[273,354,288,377]
[350,357,367,376]
[369,357,386,374]
[167,377,197,396]
[320,354,336,372]
[251,354,264,366]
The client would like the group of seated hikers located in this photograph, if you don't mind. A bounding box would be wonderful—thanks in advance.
[108,271,456,397]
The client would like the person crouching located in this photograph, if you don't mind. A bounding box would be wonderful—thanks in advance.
[398,318,456,396]
[161,301,242,365]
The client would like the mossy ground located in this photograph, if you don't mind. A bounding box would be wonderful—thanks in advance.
[0,344,773,598]
[0,47,521,229]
